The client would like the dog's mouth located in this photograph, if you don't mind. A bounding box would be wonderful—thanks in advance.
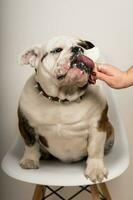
[71,54,94,73]
[57,74,67,80]
[57,54,96,84]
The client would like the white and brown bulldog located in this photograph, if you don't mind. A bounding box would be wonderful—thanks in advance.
[18,36,114,183]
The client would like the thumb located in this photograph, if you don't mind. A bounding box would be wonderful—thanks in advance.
[96,71,110,82]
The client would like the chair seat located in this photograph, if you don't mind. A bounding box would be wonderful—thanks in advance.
[1,83,129,186]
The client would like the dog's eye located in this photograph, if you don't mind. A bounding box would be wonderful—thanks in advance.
[51,48,63,54]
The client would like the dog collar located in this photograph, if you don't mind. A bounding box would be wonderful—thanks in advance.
[35,82,86,103]
[35,82,70,103]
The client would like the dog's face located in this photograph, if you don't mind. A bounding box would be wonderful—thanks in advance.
[20,36,100,90]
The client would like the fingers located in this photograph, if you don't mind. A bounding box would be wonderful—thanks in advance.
[97,64,114,76]
[95,63,127,89]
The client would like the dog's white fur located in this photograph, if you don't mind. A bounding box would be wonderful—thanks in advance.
[19,36,111,182]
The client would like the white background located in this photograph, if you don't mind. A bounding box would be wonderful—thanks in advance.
[0,0,133,199]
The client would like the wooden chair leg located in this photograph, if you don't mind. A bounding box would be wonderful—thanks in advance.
[98,183,112,200]
[32,185,46,200]
[90,185,100,200]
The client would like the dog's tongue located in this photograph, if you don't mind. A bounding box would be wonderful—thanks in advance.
[76,54,96,84]
[76,54,94,70]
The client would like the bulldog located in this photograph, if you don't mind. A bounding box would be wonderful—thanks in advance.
[18,36,114,182]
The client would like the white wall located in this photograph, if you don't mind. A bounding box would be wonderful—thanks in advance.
[0,0,133,199]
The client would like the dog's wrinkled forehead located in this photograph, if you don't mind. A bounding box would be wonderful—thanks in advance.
[44,36,100,62]
[45,36,79,51]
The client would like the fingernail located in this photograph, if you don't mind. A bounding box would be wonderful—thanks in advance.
[97,65,101,70]
[92,72,96,76]
[98,65,105,71]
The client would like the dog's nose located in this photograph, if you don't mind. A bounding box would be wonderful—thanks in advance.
[71,46,84,54]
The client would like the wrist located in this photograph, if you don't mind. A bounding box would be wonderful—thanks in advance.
[122,70,133,88]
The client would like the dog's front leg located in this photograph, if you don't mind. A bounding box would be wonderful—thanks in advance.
[20,143,40,169]
[18,108,41,169]
[85,126,108,183]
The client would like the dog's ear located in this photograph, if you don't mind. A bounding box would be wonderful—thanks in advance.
[20,46,43,68]
[78,40,95,50]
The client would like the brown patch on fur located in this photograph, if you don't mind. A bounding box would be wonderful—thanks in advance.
[18,107,36,146]
[39,135,49,148]
[98,104,114,140]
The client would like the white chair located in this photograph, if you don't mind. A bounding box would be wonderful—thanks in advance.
[1,83,129,200]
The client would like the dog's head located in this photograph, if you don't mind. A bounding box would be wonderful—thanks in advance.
[20,36,100,100]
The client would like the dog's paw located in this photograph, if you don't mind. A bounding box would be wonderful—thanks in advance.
[84,158,108,183]
[20,159,39,169]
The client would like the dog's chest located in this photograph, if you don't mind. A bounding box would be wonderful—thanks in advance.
[19,78,106,161]
[20,79,106,138]
[20,88,102,131]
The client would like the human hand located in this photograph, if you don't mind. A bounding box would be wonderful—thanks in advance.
[96,64,128,89]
